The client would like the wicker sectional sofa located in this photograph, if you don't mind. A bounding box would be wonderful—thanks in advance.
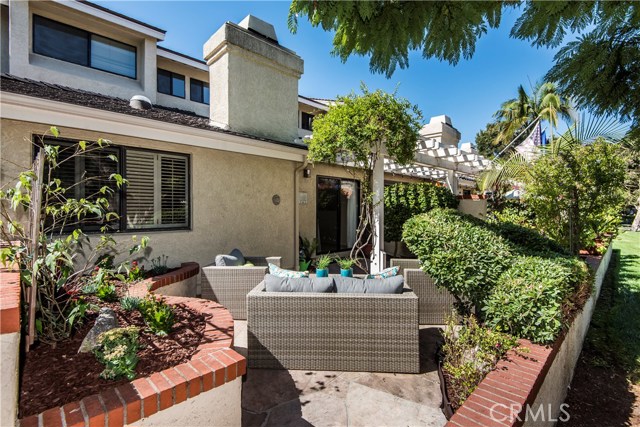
[390,258,456,325]
[201,256,281,320]
[247,280,420,374]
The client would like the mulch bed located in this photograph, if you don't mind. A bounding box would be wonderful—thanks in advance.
[19,295,205,418]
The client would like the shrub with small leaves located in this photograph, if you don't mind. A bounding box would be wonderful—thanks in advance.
[403,208,514,312]
[138,294,175,336]
[89,268,118,302]
[150,255,169,276]
[93,326,140,380]
[120,296,142,312]
[483,255,591,343]
[441,315,518,407]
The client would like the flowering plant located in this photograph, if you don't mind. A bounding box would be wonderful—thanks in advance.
[128,261,145,282]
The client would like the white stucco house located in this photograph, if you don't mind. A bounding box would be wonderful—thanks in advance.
[0,0,489,275]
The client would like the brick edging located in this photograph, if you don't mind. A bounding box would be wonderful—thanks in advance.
[0,270,21,334]
[143,262,200,293]
[19,294,245,427]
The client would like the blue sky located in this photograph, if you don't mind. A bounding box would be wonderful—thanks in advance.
[96,1,562,144]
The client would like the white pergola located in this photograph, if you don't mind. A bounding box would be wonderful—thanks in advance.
[370,123,493,272]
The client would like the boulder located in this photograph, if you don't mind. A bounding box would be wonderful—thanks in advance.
[78,307,119,353]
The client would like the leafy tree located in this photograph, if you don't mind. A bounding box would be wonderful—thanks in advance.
[525,139,626,253]
[289,1,639,136]
[0,127,148,346]
[308,86,422,265]
[475,122,506,158]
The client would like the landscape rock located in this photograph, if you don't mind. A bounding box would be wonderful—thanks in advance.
[78,307,119,353]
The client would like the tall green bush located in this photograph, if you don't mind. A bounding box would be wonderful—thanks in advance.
[384,182,458,242]
[402,209,513,312]
[525,139,626,253]
[483,256,590,343]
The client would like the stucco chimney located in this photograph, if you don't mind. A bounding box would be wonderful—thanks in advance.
[203,15,304,143]
[419,115,461,146]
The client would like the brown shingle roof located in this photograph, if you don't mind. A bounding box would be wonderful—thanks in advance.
[0,74,307,150]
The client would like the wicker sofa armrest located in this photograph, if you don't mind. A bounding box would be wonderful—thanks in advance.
[404,268,457,325]
[201,265,269,320]
[390,258,421,275]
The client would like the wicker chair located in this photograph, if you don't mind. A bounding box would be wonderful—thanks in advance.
[247,281,420,373]
[201,256,281,320]
[390,258,457,325]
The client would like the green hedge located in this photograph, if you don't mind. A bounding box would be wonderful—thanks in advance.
[402,209,513,308]
[384,182,458,242]
[402,208,592,344]
[482,256,590,343]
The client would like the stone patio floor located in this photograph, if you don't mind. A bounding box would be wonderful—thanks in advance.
[234,321,448,427]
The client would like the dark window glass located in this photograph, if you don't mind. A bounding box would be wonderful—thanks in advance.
[190,79,209,104]
[157,68,185,98]
[172,74,185,98]
[33,15,136,79]
[316,177,360,253]
[41,140,119,232]
[90,35,136,78]
[33,15,89,66]
[157,69,172,95]
[301,112,315,131]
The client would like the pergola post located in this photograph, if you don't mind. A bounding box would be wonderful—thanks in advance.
[371,156,385,273]
[446,170,459,195]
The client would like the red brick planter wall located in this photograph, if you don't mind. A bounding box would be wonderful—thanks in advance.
[13,262,246,427]
[0,270,21,334]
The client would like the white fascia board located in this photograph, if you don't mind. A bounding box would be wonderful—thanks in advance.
[51,0,166,40]
[1,93,307,162]
[298,96,329,111]
[157,49,208,72]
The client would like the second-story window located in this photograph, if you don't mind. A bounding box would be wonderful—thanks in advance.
[190,78,210,104]
[33,15,137,79]
[157,69,185,98]
[301,112,315,131]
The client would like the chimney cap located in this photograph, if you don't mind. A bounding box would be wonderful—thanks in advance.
[238,15,278,43]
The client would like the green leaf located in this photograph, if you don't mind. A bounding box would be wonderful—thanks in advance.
[79,140,87,151]
[49,126,59,137]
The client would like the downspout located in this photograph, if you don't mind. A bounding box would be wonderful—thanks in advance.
[294,156,309,270]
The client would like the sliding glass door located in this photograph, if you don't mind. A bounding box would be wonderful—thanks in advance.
[316,177,360,253]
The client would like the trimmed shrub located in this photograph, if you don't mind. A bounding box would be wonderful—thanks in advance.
[402,208,513,310]
[490,221,568,256]
[483,255,591,343]
[384,182,458,242]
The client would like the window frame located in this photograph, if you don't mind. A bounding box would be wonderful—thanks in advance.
[33,137,192,234]
[32,15,138,80]
[189,78,210,105]
[157,68,186,99]
[301,112,315,131]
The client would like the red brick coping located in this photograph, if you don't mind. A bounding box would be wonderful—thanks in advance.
[17,263,247,427]
[446,254,604,427]
[0,269,21,334]
[127,262,200,297]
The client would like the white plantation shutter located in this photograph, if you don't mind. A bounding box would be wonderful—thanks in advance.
[160,156,188,226]
[125,150,189,229]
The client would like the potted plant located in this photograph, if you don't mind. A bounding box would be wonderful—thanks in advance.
[337,258,356,277]
[314,254,332,277]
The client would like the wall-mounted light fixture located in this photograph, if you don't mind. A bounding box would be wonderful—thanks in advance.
[303,168,311,178]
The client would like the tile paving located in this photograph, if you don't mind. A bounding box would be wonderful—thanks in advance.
[234,321,448,427]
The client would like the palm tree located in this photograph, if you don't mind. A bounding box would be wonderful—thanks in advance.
[494,81,574,147]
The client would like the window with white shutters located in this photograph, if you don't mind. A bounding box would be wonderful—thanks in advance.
[125,150,189,229]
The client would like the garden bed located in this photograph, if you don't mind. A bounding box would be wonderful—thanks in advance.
[19,300,205,417]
